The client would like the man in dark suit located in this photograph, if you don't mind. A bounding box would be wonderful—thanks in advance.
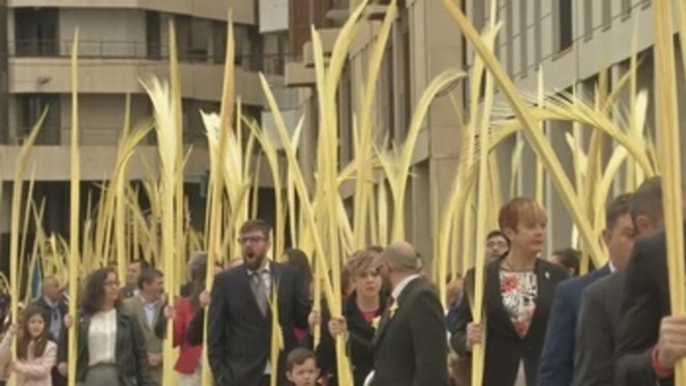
[537,193,634,386]
[614,176,684,386]
[33,276,68,386]
[572,190,653,385]
[372,241,448,386]
[208,219,310,386]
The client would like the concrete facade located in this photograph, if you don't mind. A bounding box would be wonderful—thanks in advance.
[465,0,684,256]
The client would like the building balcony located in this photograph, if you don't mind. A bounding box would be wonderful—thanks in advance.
[285,61,315,87]
[0,143,278,188]
[7,0,255,24]
[0,144,210,181]
[7,40,292,107]
[328,1,396,21]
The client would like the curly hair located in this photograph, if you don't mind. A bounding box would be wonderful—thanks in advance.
[81,267,120,315]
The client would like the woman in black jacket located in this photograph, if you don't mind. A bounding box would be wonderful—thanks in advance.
[308,250,388,386]
[450,198,568,386]
[68,267,151,386]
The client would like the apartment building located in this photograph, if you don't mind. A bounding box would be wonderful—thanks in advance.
[286,0,465,261]
[0,1,297,260]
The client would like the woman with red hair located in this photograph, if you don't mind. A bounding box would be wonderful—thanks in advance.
[450,198,568,386]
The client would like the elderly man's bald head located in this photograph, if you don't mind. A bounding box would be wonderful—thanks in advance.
[42,276,62,301]
[377,241,418,272]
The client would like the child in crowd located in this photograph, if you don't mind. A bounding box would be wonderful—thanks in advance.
[0,305,57,386]
[286,348,320,386]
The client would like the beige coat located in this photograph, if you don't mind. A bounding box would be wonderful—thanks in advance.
[0,332,57,386]
[122,296,163,386]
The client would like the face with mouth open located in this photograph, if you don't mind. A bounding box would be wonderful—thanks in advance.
[239,230,271,271]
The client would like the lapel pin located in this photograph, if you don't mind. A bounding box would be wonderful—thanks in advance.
[545,271,550,279]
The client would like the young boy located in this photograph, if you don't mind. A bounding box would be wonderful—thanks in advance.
[286,347,320,386]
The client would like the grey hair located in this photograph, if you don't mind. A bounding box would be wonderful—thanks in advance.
[188,251,208,281]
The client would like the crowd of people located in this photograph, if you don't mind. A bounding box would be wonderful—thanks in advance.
[0,176,684,385]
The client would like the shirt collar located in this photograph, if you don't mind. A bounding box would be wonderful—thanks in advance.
[247,260,272,276]
[43,297,57,308]
[139,294,158,307]
[609,261,617,273]
[391,274,420,300]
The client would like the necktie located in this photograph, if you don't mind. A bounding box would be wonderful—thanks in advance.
[50,306,60,339]
[250,271,269,317]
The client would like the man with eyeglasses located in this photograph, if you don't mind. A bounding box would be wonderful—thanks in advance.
[486,230,510,262]
[208,219,311,386]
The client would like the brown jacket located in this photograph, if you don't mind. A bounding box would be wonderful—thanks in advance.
[122,296,163,385]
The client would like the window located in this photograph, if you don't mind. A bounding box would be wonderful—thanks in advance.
[470,0,485,32]
[189,19,211,62]
[520,0,528,77]
[505,1,514,75]
[19,94,60,145]
[557,0,573,52]
[174,15,192,61]
[146,11,161,59]
[602,0,611,26]
[14,8,59,56]
[583,0,593,38]
[534,0,542,63]
[212,21,227,64]
[385,46,396,143]
[399,7,411,142]
[621,0,632,15]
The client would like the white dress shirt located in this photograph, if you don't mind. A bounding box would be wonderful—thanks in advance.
[88,308,117,366]
[140,295,159,329]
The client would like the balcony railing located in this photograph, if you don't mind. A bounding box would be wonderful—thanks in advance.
[7,40,291,75]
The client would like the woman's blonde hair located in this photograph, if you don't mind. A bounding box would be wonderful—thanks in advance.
[345,249,380,277]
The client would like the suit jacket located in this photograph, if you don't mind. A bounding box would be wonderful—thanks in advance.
[537,265,611,386]
[207,262,310,386]
[122,296,164,385]
[616,227,678,386]
[572,271,624,386]
[32,297,69,386]
[120,284,138,299]
[372,277,449,386]
[451,258,569,386]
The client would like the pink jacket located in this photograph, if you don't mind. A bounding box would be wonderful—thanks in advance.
[0,331,57,386]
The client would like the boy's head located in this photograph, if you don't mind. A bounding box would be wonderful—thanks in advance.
[286,348,319,386]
